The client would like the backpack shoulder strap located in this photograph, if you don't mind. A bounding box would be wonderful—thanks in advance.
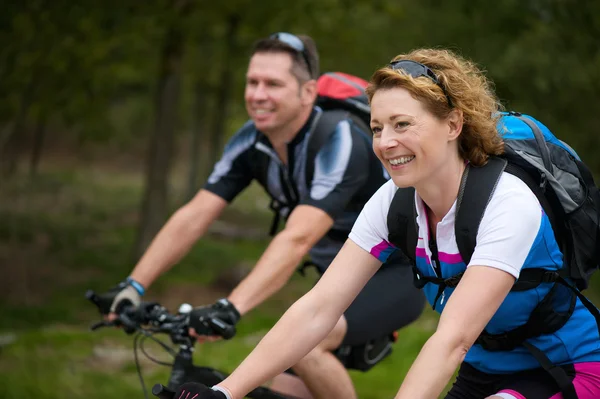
[503,161,561,245]
[511,112,553,171]
[387,187,418,264]
[455,157,507,265]
[306,109,350,183]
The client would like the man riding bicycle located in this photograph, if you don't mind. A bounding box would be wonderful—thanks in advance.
[99,33,425,399]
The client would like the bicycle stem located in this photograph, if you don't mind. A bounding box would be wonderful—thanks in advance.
[167,345,195,390]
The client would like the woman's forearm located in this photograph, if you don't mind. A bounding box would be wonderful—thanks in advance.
[219,292,340,399]
[216,240,382,398]
[395,332,468,399]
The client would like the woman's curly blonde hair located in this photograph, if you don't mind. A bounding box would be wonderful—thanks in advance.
[366,48,504,166]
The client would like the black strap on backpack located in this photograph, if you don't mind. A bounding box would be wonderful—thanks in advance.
[455,156,565,283]
[305,108,371,186]
[452,156,593,399]
[455,157,507,264]
[305,110,350,186]
[388,156,569,293]
[522,341,578,399]
[386,187,417,264]
[386,186,431,289]
[385,156,591,398]
[571,157,600,287]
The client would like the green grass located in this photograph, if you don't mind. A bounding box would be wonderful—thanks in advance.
[0,315,440,399]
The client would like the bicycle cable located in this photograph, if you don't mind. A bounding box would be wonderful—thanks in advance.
[140,333,176,366]
[133,333,149,399]
[133,328,179,399]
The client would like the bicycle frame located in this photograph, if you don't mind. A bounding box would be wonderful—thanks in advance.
[166,344,291,399]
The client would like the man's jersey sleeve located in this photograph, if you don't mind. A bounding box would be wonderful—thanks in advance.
[348,180,399,263]
[203,124,257,202]
[300,119,381,218]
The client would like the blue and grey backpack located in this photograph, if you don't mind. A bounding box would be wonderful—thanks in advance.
[387,111,600,399]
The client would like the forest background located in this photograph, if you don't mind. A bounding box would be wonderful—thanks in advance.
[1,1,599,398]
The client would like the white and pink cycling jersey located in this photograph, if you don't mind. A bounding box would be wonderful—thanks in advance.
[349,174,541,280]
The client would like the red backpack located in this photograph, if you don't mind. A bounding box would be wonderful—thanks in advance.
[315,72,370,128]
[305,72,372,178]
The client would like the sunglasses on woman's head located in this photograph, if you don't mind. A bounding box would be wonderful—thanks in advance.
[389,60,453,108]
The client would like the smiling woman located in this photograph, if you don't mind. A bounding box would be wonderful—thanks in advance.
[352,48,600,399]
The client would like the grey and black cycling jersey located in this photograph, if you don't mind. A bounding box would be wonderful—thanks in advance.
[204,107,389,271]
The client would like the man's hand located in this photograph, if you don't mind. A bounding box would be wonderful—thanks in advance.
[173,382,229,399]
[96,278,144,320]
[188,298,240,342]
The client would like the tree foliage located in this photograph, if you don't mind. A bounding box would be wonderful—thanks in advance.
[1,0,599,259]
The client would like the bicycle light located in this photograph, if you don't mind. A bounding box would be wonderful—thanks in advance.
[178,303,193,314]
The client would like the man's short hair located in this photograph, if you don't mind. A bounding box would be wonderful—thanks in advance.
[251,33,320,82]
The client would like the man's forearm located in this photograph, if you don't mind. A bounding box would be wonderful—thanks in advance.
[227,230,312,315]
[130,206,215,288]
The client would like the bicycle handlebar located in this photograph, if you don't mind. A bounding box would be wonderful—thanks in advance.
[152,383,176,399]
[85,290,236,340]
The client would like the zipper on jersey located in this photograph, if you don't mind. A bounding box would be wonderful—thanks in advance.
[429,237,441,277]
[286,143,300,202]
[255,140,299,226]
[430,237,446,308]
[279,166,297,205]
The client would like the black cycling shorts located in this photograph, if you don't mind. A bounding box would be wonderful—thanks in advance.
[445,361,600,399]
[342,257,425,346]
[285,255,425,374]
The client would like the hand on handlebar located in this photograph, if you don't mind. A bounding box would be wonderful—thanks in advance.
[172,382,228,399]
[91,278,144,321]
[188,298,240,342]
[86,289,158,335]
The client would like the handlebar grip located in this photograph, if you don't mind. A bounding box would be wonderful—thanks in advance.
[85,289,114,315]
[85,290,100,306]
[152,384,175,399]
[208,318,236,340]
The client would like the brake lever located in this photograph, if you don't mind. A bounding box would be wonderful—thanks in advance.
[90,320,119,331]
[207,317,236,340]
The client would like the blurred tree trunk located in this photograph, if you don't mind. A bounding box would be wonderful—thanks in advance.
[29,113,47,177]
[134,0,191,259]
[0,77,36,177]
[208,14,240,169]
[186,81,210,201]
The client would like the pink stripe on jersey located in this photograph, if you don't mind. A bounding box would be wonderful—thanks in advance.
[415,247,430,265]
[438,252,463,264]
[497,362,600,398]
[415,248,462,264]
[370,240,393,260]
